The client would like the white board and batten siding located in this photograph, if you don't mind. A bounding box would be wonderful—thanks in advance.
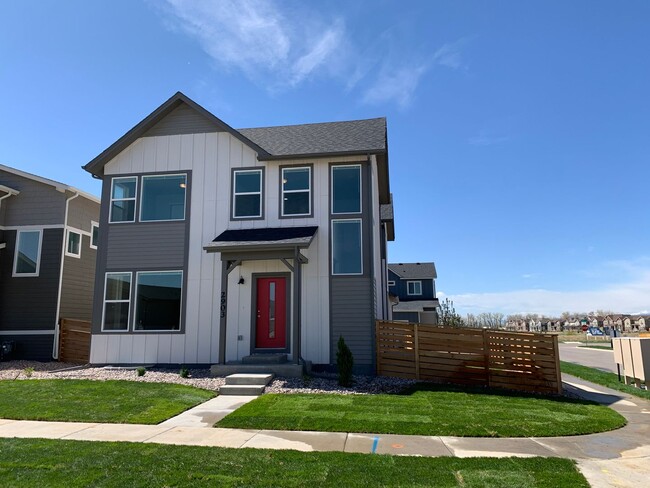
[90,131,366,365]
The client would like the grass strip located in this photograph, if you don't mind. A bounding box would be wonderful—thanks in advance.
[561,361,650,400]
[217,383,625,437]
[0,438,589,487]
[0,379,214,424]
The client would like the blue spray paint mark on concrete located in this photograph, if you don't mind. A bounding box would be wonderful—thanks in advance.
[371,436,379,453]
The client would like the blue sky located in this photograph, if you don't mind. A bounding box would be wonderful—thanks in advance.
[2,0,649,316]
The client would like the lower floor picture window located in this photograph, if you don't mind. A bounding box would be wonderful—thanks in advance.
[134,271,182,331]
[332,219,362,274]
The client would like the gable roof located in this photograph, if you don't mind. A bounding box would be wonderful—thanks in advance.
[238,117,386,160]
[83,93,390,203]
[83,92,271,177]
[0,163,99,203]
[388,262,437,279]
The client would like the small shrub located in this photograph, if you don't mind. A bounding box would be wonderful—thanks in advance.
[23,367,34,378]
[179,366,189,378]
[336,336,354,387]
[136,367,146,377]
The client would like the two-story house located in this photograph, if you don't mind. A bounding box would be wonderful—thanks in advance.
[0,164,99,360]
[388,262,438,324]
[83,92,394,374]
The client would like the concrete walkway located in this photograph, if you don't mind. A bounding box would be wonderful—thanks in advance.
[0,376,648,487]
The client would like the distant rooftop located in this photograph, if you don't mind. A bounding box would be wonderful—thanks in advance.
[388,262,437,279]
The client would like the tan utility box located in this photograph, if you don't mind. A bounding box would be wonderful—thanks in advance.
[612,337,650,384]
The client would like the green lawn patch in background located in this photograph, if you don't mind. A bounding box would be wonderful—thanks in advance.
[0,379,214,424]
[0,438,589,488]
[217,383,625,437]
[561,361,650,400]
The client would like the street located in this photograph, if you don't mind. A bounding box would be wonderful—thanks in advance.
[558,342,617,373]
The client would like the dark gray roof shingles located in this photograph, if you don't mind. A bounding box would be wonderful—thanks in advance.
[388,262,437,279]
[238,118,386,157]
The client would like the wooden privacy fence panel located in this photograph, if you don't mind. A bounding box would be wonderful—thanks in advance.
[58,318,91,363]
[376,321,562,395]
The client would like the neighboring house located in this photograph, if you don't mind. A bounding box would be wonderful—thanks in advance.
[388,262,438,324]
[0,164,99,360]
[83,92,394,373]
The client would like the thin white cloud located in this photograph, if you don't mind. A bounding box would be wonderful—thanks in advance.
[362,64,428,109]
[445,259,650,316]
[157,1,469,108]
[469,132,510,146]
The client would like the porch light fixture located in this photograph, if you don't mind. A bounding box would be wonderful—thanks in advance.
[238,276,245,285]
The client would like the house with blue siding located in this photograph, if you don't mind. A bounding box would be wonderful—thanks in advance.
[0,164,99,360]
[83,92,394,374]
[388,262,439,324]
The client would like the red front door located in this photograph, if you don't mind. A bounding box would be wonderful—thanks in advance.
[255,277,287,349]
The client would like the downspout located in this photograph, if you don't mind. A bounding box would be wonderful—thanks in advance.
[52,191,80,359]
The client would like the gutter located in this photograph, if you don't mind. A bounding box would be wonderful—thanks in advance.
[52,191,80,359]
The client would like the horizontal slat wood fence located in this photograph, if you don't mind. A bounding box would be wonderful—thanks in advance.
[58,318,91,363]
[376,321,562,395]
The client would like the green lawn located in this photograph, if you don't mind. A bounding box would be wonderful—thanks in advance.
[578,344,612,350]
[0,438,588,487]
[561,361,650,400]
[0,379,214,424]
[217,383,625,437]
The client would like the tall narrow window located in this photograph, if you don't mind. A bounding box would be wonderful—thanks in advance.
[103,272,131,331]
[13,230,42,276]
[332,165,361,214]
[233,169,263,219]
[134,271,182,331]
[140,174,187,222]
[65,230,81,258]
[110,177,137,223]
[90,222,99,249]
[281,166,311,216]
[331,219,362,275]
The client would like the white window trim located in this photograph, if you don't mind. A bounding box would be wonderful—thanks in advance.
[388,280,396,286]
[65,229,82,258]
[12,229,43,277]
[139,173,187,223]
[407,280,422,296]
[232,169,263,219]
[133,270,183,333]
[281,166,311,217]
[101,272,132,332]
[90,221,99,250]
[331,164,362,215]
[331,219,363,276]
[109,176,138,223]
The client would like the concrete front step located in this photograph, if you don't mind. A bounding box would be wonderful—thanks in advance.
[225,373,274,386]
[241,354,288,364]
[219,384,266,396]
[211,363,304,378]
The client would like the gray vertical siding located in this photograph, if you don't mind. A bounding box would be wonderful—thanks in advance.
[59,234,97,321]
[143,104,222,137]
[0,171,65,226]
[0,229,62,332]
[67,196,100,232]
[329,161,376,370]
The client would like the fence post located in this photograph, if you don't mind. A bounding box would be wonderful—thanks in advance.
[552,334,562,394]
[414,323,420,380]
[482,329,491,388]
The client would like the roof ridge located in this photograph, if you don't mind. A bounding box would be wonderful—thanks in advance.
[237,117,386,132]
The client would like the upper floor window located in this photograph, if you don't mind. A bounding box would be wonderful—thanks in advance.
[65,230,81,258]
[281,166,311,217]
[332,165,361,214]
[90,222,99,249]
[233,169,263,219]
[407,281,422,295]
[13,230,42,276]
[110,177,137,223]
[140,174,186,222]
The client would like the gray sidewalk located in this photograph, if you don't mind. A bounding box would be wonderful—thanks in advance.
[0,375,648,487]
